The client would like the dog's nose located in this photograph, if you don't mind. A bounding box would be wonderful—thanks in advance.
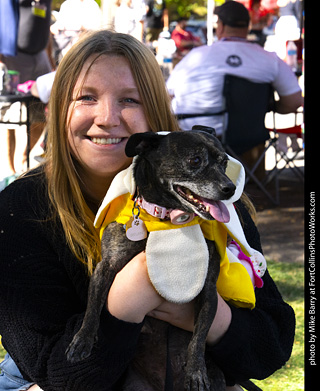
[220,182,236,198]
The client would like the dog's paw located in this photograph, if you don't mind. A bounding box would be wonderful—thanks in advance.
[65,333,94,363]
[184,367,211,391]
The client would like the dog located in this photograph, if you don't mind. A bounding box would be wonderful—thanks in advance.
[66,127,261,391]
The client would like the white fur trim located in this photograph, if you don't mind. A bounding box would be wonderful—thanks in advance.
[223,205,266,277]
[94,164,135,227]
[224,154,245,205]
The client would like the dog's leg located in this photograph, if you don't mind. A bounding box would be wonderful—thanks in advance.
[184,240,222,391]
[66,222,147,362]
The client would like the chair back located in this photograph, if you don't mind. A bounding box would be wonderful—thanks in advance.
[223,74,273,155]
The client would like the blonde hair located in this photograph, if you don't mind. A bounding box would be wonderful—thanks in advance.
[45,30,179,274]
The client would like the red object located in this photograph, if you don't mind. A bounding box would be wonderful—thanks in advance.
[171,29,201,56]
[266,124,302,141]
[17,80,35,94]
[236,0,278,12]
[172,30,197,48]
[286,39,303,62]
[273,125,302,136]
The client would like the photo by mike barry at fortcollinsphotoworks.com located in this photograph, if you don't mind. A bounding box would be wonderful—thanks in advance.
[306,191,317,388]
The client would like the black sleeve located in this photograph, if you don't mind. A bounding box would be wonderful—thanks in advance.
[207,200,295,385]
[0,176,143,391]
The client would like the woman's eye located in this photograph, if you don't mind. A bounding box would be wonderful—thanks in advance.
[77,95,95,102]
[123,97,139,104]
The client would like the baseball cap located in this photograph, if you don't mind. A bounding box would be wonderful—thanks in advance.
[215,1,250,28]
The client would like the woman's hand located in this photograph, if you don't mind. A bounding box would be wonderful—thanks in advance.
[149,294,232,345]
[107,251,164,323]
[107,251,232,345]
[148,300,195,332]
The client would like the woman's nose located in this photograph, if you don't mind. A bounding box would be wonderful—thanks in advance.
[94,100,121,128]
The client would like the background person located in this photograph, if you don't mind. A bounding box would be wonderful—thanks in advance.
[144,0,169,43]
[167,0,303,177]
[0,0,53,180]
[248,0,269,46]
[167,1,302,137]
[171,17,203,64]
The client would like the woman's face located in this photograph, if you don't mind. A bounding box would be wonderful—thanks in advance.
[67,55,149,186]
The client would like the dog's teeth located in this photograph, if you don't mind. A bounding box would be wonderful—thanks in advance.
[188,194,194,200]
[206,205,210,212]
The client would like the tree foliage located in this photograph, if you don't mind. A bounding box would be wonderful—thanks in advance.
[52,0,101,11]
[166,0,208,19]
[52,0,207,19]
[52,0,212,21]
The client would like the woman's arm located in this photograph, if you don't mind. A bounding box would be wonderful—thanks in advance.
[107,252,164,323]
[206,201,296,384]
[0,175,144,391]
[108,253,232,345]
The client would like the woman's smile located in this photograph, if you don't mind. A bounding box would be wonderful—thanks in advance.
[90,137,123,145]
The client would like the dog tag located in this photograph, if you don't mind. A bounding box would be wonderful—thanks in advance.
[126,216,147,241]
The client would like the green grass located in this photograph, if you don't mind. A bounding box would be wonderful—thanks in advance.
[254,260,304,391]
[0,261,304,390]
[0,339,5,361]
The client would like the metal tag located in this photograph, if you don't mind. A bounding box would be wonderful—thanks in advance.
[126,216,147,241]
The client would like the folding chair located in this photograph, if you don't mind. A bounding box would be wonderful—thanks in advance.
[177,74,277,204]
[221,75,282,204]
[266,109,304,184]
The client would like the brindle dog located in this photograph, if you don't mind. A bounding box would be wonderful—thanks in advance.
[66,127,262,391]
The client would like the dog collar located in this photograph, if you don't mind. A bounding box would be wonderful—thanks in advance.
[136,196,195,225]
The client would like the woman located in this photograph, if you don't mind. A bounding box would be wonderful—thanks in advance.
[0,30,295,390]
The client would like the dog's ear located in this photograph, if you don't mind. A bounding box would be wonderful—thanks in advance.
[192,125,216,136]
[125,132,165,157]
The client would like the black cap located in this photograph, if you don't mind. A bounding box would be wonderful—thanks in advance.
[215,1,250,28]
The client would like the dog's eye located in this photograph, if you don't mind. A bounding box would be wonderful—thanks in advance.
[222,157,228,167]
[188,156,202,168]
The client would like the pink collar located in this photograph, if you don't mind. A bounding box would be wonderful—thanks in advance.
[136,196,195,225]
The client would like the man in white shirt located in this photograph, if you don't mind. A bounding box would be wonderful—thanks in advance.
[167,1,303,136]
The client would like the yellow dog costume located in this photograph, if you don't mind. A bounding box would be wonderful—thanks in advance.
[94,153,266,310]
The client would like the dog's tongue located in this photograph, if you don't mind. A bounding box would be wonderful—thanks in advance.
[202,199,230,223]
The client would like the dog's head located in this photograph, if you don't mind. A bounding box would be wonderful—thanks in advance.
[125,126,236,223]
